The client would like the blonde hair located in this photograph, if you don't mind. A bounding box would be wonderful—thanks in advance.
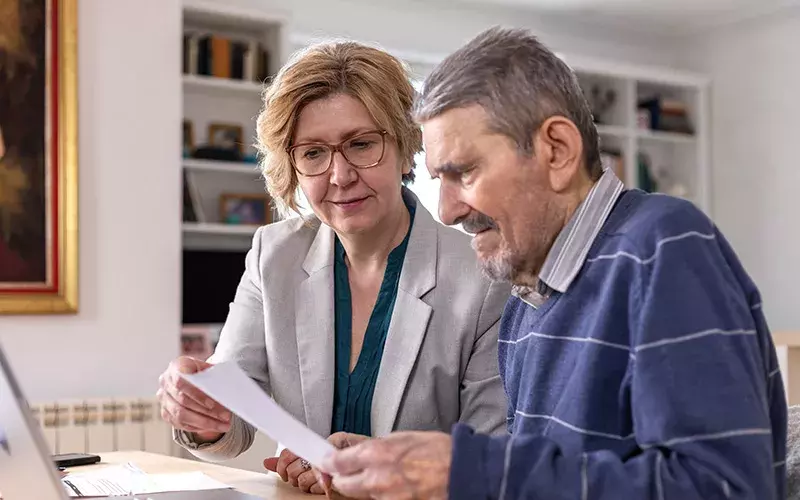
[256,40,423,216]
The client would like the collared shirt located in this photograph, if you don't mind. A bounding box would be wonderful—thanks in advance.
[512,167,624,308]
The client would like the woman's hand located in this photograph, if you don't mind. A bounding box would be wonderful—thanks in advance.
[264,448,325,494]
[263,432,370,496]
[156,356,231,442]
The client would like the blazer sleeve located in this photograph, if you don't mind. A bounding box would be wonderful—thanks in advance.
[173,227,270,462]
[458,280,511,436]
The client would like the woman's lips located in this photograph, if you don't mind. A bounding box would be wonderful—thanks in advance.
[331,196,369,210]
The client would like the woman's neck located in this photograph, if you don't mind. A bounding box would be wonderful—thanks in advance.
[337,198,410,274]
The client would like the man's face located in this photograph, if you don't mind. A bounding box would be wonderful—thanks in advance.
[422,105,564,284]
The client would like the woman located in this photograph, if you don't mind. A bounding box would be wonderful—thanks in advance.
[157,40,510,495]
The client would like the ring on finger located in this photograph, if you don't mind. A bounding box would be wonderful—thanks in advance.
[300,459,311,471]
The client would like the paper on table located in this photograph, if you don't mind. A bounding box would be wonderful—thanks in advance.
[61,462,231,497]
[180,361,335,468]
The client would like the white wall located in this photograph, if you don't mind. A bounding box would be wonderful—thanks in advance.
[0,0,182,402]
[681,8,800,332]
[224,0,683,71]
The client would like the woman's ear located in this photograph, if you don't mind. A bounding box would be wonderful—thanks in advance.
[533,116,584,193]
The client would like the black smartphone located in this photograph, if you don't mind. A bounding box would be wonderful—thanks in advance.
[52,452,101,468]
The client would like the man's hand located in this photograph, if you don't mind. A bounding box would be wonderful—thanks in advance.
[320,431,452,500]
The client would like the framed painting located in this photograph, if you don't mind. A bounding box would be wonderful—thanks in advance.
[0,0,78,314]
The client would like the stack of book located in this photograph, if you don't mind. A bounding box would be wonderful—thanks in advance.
[183,32,270,82]
[637,97,694,135]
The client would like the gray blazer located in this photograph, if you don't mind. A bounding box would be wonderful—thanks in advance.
[176,190,511,461]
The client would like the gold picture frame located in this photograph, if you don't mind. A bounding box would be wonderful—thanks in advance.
[0,0,78,314]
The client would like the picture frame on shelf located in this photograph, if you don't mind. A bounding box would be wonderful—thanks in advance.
[219,193,271,226]
[208,123,244,154]
[180,326,213,360]
[182,120,194,158]
[0,0,78,314]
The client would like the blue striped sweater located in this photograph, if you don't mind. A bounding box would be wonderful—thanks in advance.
[449,190,787,499]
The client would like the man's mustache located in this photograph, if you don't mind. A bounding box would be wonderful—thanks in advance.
[461,212,498,234]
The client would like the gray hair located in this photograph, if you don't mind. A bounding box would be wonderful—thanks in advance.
[414,26,602,179]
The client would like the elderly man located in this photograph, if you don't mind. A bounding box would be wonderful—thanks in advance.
[319,26,787,499]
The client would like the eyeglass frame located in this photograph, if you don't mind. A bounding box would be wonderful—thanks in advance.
[285,129,390,177]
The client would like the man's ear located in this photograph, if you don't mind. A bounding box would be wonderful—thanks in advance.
[533,116,584,193]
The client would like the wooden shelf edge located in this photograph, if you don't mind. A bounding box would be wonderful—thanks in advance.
[183,159,262,175]
[182,222,260,236]
[773,331,800,347]
[182,74,263,94]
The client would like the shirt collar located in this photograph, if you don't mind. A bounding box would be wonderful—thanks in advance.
[512,167,624,303]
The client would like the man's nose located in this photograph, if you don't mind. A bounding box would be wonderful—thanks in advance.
[438,183,469,226]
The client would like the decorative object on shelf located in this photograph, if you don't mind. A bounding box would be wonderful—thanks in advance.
[182,120,194,158]
[637,153,658,193]
[636,109,651,130]
[182,171,205,223]
[652,166,689,199]
[637,97,694,135]
[588,85,616,125]
[600,150,625,184]
[219,193,271,226]
[180,326,213,360]
[0,0,78,314]
[193,122,244,162]
[183,31,270,83]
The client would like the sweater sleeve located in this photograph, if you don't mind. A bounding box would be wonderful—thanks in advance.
[449,207,783,499]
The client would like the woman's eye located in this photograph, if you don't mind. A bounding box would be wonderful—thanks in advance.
[350,140,374,150]
[303,148,323,159]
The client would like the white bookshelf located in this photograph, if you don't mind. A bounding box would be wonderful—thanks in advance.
[567,57,711,214]
[181,0,286,251]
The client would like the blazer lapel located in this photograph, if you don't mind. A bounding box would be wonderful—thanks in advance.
[295,221,336,437]
[372,191,438,436]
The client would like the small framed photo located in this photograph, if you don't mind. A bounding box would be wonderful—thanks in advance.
[180,326,213,360]
[183,120,194,157]
[219,193,271,225]
[208,123,244,154]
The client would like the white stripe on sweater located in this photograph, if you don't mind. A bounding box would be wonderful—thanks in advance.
[499,331,630,351]
[514,411,636,441]
[640,428,772,449]
[586,231,716,265]
[635,328,756,352]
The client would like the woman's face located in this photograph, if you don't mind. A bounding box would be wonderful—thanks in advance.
[291,93,409,235]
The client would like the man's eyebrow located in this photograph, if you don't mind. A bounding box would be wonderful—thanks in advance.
[432,162,471,176]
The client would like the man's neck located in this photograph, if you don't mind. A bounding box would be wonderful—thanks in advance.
[512,171,598,289]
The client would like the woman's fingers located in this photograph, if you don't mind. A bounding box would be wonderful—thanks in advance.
[158,387,230,433]
[276,449,300,483]
[297,469,319,493]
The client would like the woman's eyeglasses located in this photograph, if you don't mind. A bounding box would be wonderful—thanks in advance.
[286,130,389,177]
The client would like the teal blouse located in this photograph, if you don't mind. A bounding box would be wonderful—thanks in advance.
[331,199,416,436]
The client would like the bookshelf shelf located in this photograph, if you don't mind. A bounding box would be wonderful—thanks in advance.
[183,158,261,175]
[183,74,263,95]
[636,129,696,144]
[595,124,631,139]
[182,222,259,236]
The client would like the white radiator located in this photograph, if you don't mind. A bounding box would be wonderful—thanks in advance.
[29,398,179,457]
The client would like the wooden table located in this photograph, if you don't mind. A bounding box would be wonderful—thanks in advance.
[773,332,800,405]
[66,451,310,499]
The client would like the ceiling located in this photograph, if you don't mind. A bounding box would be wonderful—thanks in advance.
[445,0,800,35]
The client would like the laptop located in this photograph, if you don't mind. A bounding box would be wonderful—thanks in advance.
[0,342,262,500]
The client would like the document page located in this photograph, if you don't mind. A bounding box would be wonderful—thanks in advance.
[180,361,335,467]
[61,462,231,497]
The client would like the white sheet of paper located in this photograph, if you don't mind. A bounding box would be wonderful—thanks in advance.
[61,462,230,497]
[180,361,335,467]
